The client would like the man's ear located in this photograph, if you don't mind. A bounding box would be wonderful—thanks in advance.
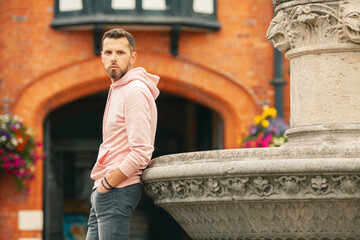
[130,52,137,66]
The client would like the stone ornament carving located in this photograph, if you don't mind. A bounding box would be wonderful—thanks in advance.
[272,0,288,8]
[275,176,306,194]
[249,177,278,196]
[305,176,336,195]
[267,0,360,52]
[290,4,339,47]
[339,0,360,43]
[144,175,360,204]
[333,175,360,194]
[164,201,360,239]
[266,10,291,51]
[227,177,248,196]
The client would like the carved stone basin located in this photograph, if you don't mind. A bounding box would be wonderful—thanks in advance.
[142,145,360,239]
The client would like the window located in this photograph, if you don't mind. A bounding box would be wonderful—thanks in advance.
[193,0,214,14]
[112,0,136,10]
[59,0,83,12]
[142,0,166,10]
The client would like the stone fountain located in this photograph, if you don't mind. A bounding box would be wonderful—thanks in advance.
[142,0,360,239]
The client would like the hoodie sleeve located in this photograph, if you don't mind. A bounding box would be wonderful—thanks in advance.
[118,85,155,177]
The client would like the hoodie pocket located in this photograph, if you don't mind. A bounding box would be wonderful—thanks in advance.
[98,149,110,166]
[90,149,110,180]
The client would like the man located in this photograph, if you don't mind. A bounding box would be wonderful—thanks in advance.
[86,28,159,240]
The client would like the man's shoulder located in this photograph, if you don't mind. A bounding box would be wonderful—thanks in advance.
[127,80,147,88]
[126,80,152,97]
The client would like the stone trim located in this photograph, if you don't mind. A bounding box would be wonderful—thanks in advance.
[144,174,360,204]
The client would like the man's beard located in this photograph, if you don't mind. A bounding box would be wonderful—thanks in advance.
[107,61,131,81]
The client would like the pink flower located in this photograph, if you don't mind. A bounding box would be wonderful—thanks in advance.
[13,158,20,167]
[260,140,270,147]
[2,161,12,170]
[15,168,29,177]
[264,134,273,142]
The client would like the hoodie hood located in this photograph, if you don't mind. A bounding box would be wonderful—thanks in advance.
[111,67,160,99]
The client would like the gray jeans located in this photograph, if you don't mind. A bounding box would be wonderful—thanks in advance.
[86,183,141,240]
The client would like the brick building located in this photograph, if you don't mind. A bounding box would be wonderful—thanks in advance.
[0,0,289,239]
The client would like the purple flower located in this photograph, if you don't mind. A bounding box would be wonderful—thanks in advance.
[0,114,38,191]
[250,127,257,135]
[269,118,289,136]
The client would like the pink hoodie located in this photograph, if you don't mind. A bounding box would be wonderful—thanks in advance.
[90,67,159,189]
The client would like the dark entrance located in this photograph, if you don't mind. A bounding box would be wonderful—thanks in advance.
[43,91,223,240]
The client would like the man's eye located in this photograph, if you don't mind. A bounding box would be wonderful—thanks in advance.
[117,51,125,55]
[105,51,112,55]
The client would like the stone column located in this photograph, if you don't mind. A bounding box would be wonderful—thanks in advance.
[267,0,360,146]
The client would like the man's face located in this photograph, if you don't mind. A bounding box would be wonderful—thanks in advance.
[101,37,137,82]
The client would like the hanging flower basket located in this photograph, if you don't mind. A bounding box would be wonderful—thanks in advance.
[242,106,289,148]
[0,114,41,191]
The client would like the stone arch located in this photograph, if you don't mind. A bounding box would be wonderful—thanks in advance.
[13,51,258,149]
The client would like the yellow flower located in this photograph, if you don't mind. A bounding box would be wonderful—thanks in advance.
[262,109,270,119]
[261,106,277,119]
[254,115,262,125]
[268,108,277,118]
[261,120,269,128]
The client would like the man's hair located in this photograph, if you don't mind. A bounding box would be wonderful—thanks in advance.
[101,28,135,52]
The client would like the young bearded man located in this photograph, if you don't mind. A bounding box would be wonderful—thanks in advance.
[86,28,159,240]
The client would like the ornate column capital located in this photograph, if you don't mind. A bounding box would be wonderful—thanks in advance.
[267,0,360,57]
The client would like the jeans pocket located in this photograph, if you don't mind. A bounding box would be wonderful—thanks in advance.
[95,189,115,213]
[96,188,112,196]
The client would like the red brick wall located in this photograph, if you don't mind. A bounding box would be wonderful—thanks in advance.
[0,0,286,238]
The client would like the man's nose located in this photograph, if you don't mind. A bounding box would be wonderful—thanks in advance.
[110,52,117,61]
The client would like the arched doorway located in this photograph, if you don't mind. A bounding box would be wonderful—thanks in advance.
[43,90,223,239]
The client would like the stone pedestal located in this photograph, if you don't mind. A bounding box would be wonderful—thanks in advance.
[142,0,360,239]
